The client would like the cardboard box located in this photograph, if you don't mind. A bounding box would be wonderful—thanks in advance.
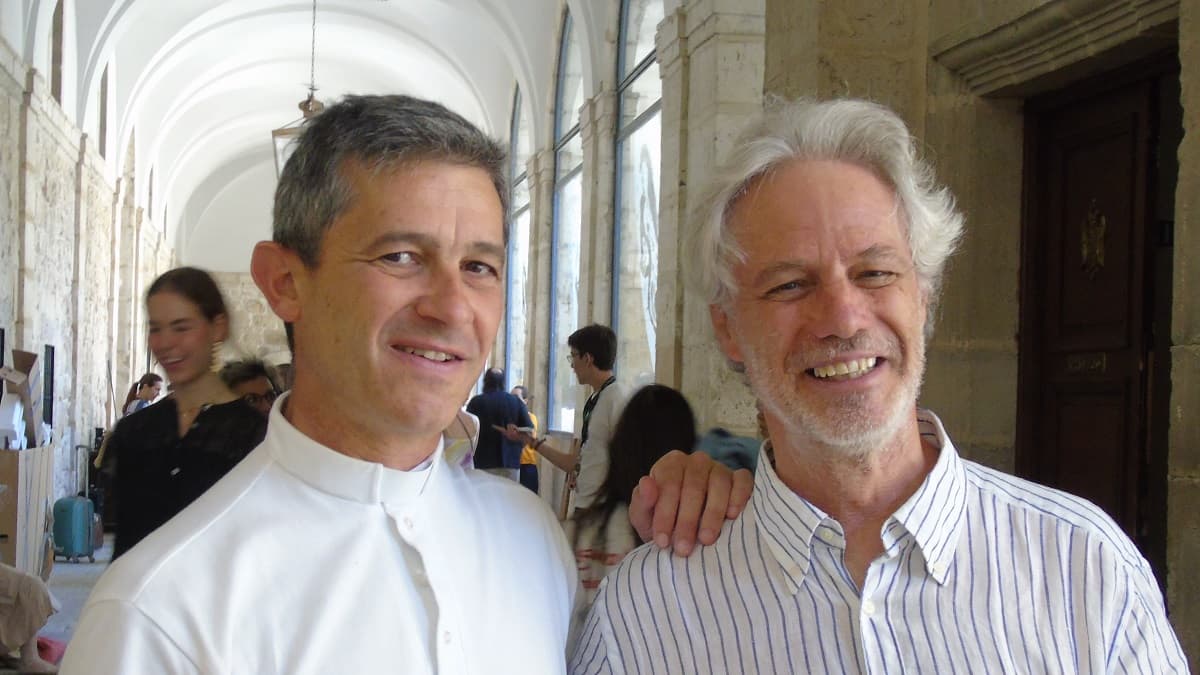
[3,351,41,448]
[0,445,53,574]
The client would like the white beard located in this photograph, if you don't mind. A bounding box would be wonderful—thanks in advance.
[743,329,925,461]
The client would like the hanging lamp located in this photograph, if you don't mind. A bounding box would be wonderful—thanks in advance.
[271,0,325,176]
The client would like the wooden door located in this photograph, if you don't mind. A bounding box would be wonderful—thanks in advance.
[1017,60,1175,581]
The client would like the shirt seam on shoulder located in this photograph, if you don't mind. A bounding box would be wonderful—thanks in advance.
[122,455,276,603]
[86,597,205,671]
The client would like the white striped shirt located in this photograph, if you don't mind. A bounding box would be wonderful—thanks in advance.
[571,411,1187,674]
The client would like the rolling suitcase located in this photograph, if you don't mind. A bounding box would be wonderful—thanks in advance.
[52,496,95,563]
[54,445,97,562]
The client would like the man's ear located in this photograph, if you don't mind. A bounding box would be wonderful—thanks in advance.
[709,303,745,366]
[251,241,305,323]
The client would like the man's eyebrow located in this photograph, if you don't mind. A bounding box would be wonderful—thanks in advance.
[858,244,905,261]
[751,260,811,287]
[362,231,435,252]
[466,241,507,261]
[362,231,506,260]
[749,244,907,286]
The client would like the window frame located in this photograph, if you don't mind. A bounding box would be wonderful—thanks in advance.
[547,9,585,432]
[610,0,664,380]
[504,86,533,387]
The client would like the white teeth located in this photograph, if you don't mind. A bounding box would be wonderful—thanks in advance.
[401,347,454,362]
[811,357,878,379]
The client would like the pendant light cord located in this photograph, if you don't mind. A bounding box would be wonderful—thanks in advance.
[308,0,317,97]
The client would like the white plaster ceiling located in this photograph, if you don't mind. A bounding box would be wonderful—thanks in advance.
[9,0,615,272]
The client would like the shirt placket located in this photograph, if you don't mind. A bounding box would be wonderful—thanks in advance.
[857,543,908,675]
[386,500,468,674]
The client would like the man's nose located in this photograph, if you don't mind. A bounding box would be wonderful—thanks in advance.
[809,278,870,340]
[415,266,473,325]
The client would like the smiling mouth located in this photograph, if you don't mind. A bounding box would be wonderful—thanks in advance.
[808,357,879,380]
[397,346,459,363]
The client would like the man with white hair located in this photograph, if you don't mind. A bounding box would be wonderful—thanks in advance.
[570,98,1187,673]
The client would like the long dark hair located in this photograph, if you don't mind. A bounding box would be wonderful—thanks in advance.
[579,384,697,541]
[122,372,162,410]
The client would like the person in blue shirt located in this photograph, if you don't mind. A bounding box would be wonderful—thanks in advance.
[467,368,532,482]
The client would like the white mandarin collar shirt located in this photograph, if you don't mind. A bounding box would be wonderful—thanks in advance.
[62,394,575,675]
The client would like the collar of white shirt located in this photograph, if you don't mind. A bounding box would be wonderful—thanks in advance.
[265,392,471,504]
[751,409,966,594]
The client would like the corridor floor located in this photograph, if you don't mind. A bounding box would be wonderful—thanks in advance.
[42,534,112,649]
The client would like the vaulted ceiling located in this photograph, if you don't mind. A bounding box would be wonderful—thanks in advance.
[3,0,622,270]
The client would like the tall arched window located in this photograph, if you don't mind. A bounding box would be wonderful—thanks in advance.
[504,86,533,391]
[547,10,585,433]
[612,0,663,388]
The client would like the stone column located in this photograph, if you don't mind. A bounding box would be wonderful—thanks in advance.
[657,0,765,434]
[1168,0,1200,661]
[105,178,121,423]
[114,173,138,394]
[526,147,557,425]
[578,90,618,327]
[0,40,22,341]
[69,135,87,438]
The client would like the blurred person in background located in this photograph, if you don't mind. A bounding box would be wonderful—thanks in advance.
[219,359,279,418]
[511,385,540,494]
[561,384,697,607]
[104,267,265,559]
[467,368,532,481]
[121,373,162,416]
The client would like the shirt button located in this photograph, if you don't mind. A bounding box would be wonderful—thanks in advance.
[442,630,452,645]
[862,600,877,616]
[818,530,836,544]
[402,516,415,531]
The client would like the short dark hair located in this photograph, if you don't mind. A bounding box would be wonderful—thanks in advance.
[511,385,528,401]
[219,359,277,392]
[482,368,505,393]
[568,324,617,371]
[274,94,509,267]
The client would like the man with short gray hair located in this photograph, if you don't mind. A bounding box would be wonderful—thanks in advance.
[63,94,753,675]
[571,98,1186,673]
[63,94,573,674]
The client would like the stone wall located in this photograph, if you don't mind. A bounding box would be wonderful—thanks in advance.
[662,0,767,436]
[0,40,21,348]
[74,152,115,434]
[1169,0,1200,661]
[209,272,288,365]
[0,36,168,504]
[20,68,82,497]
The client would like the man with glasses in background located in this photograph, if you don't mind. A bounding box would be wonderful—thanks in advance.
[219,359,279,417]
[509,325,632,513]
